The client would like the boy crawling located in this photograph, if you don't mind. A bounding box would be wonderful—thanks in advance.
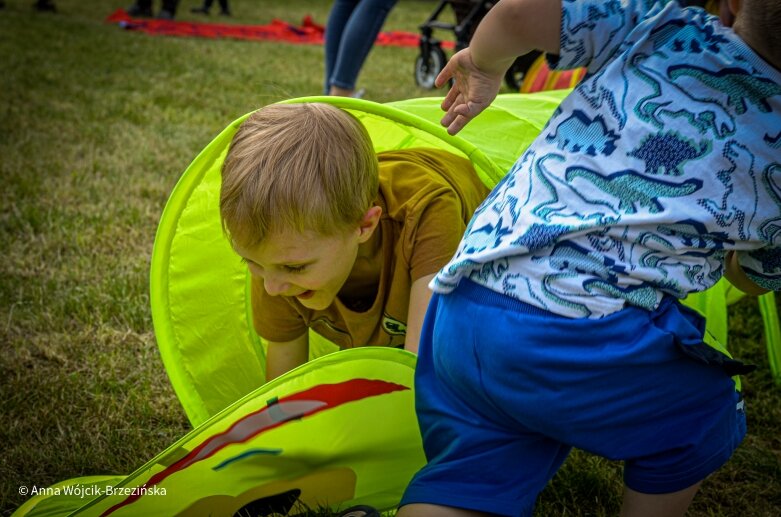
[219,102,489,380]
[397,0,780,516]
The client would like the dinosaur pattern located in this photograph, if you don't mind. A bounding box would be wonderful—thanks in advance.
[632,54,736,138]
[764,131,781,149]
[628,131,710,175]
[431,0,781,318]
[668,65,781,115]
[546,110,620,156]
[759,164,781,245]
[696,140,757,240]
[565,166,702,214]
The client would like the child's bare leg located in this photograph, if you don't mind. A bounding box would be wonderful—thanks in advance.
[620,482,702,517]
[397,503,495,517]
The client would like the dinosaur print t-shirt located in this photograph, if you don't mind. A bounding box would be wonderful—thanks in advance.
[431,0,781,318]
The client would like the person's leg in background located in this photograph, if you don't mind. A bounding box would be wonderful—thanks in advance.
[127,0,153,17]
[324,0,357,95]
[158,0,179,19]
[128,0,178,19]
[191,0,213,15]
[324,0,398,97]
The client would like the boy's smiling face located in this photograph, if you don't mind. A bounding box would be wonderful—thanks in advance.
[233,205,382,311]
[234,227,361,311]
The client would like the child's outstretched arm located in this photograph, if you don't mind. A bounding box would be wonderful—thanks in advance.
[435,0,562,135]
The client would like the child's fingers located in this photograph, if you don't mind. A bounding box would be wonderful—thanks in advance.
[445,113,471,135]
[441,105,457,129]
[441,88,467,128]
[441,111,454,129]
[440,83,461,112]
[435,57,456,89]
[444,101,476,135]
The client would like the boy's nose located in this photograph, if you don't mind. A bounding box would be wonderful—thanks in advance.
[263,276,290,297]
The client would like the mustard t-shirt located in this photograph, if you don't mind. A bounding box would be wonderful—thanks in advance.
[251,148,489,348]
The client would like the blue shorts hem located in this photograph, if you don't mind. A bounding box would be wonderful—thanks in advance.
[625,412,746,494]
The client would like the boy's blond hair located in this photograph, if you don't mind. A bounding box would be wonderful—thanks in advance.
[220,103,379,248]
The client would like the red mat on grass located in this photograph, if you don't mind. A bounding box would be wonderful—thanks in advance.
[105,9,454,49]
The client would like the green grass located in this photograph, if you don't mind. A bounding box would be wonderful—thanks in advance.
[1,1,779,516]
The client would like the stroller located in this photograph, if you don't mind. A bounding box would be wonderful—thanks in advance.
[414,0,541,90]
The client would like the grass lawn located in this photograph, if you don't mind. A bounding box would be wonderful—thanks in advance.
[1,1,779,516]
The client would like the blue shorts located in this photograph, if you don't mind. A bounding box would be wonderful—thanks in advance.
[400,280,746,516]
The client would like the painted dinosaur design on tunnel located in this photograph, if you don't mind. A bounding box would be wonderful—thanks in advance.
[565,165,703,214]
[99,379,409,516]
[628,131,710,176]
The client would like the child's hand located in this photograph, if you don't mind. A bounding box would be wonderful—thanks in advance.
[435,48,504,135]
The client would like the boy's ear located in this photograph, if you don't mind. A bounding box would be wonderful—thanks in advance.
[357,205,382,243]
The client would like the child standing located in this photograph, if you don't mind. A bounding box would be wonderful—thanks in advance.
[219,103,489,381]
[398,0,780,516]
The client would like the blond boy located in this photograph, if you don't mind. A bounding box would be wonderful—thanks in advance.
[220,102,488,380]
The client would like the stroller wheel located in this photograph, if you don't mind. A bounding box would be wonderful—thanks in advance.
[414,45,446,89]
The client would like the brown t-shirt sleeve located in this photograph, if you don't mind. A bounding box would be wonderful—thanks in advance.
[405,192,469,281]
[250,274,309,342]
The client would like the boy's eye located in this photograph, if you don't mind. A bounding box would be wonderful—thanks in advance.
[284,265,306,273]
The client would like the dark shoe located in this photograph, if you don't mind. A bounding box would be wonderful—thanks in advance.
[156,9,175,19]
[127,3,152,17]
[339,506,380,517]
[190,6,209,14]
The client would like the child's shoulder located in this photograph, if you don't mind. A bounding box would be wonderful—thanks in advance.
[376,148,489,221]
[377,147,470,164]
[378,148,480,185]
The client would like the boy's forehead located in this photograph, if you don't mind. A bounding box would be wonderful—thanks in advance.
[234,228,346,261]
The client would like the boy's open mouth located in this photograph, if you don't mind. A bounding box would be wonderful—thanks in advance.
[296,290,315,300]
